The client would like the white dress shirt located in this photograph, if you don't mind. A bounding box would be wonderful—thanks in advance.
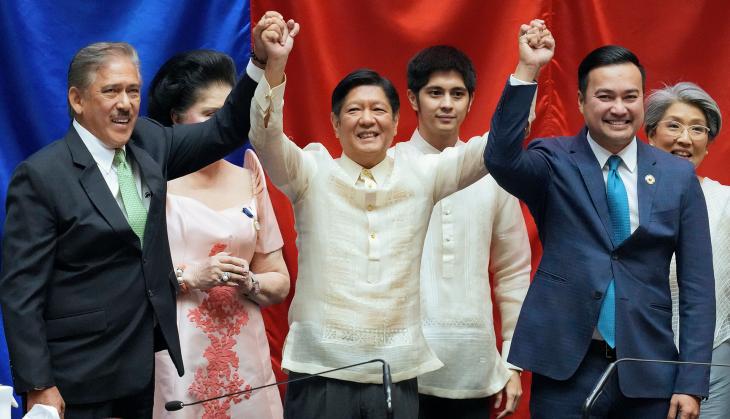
[586,133,639,341]
[399,130,531,398]
[73,119,150,215]
[249,76,489,383]
[671,178,730,349]
[585,133,639,233]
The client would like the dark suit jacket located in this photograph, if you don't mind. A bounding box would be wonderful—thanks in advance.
[0,74,257,404]
[484,81,715,398]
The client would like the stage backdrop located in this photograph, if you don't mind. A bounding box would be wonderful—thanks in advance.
[251,1,730,418]
[1,1,729,418]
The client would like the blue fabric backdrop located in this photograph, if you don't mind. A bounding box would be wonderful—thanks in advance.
[0,2,252,416]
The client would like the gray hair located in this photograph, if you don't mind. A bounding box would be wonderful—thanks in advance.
[67,42,140,117]
[644,82,722,141]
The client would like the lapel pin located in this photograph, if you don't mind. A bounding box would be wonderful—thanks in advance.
[645,174,655,185]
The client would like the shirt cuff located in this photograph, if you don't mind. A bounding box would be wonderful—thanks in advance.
[501,340,523,372]
[509,74,536,86]
[246,59,265,83]
[254,75,287,116]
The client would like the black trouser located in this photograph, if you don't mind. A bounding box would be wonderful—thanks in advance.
[418,393,492,419]
[63,374,154,419]
[284,372,418,419]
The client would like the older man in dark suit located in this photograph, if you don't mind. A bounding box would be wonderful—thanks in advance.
[0,19,284,416]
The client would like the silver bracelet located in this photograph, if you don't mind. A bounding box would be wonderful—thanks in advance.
[248,273,261,297]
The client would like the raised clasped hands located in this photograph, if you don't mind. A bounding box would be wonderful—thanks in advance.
[514,19,555,82]
[252,11,299,87]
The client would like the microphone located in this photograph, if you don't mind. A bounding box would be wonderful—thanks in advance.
[582,357,730,419]
[166,358,394,418]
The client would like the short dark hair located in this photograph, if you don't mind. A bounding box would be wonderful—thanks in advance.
[147,49,237,126]
[578,45,645,96]
[406,45,476,96]
[331,69,400,117]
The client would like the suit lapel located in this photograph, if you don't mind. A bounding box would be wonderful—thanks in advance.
[636,141,659,229]
[127,141,165,251]
[65,128,140,248]
[569,128,615,247]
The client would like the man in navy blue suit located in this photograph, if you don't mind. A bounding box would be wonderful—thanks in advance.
[484,21,715,418]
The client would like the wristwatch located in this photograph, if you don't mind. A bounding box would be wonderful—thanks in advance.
[175,266,189,293]
[249,273,261,297]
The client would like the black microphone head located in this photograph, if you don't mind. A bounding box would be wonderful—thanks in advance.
[165,400,185,411]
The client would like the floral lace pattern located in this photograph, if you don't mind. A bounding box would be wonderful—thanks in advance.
[187,243,251,419]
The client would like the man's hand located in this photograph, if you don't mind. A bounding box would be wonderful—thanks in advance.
[260,15,300,86]
[27,386,64,419]
[494,370,523,418]
[252,11,287,67]
[261,17,299,61]
[514,19,555,82]
[668,394,700,419]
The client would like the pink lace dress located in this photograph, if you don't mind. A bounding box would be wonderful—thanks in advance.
[153,151,284,419]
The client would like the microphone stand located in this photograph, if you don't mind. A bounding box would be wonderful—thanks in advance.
[166,358,394,419]
[582,358,730,419]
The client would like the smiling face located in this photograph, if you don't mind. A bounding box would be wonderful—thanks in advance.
[578,63,644,153]
[68,55,141,149]
[408,70,473,149]
[331,85,398,168]
[648,101,710,167]
[173,83,232,124]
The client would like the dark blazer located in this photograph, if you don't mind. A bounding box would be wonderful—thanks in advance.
[484,81,715,398]
[0,74,257,404]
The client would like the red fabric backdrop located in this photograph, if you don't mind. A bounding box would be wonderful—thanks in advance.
[253,1,730,417]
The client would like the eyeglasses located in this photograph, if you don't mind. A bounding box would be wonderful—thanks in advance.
[657,120,710,141]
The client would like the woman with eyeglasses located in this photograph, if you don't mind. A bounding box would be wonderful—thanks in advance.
[645,82,729,418]
[147,49,289,419]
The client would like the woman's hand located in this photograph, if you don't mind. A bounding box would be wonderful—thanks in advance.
[184,252,250,290]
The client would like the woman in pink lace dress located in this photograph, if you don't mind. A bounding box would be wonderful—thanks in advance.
[147,50,289,419]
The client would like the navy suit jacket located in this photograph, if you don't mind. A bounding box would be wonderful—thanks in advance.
[0,74,257,404]
[484,81,715,398]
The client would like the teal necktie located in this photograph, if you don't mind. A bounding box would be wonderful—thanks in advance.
[113,149,147,245]
[597,155,631,348]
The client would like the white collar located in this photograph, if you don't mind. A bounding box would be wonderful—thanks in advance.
[73,119,124,173]
[586,131,637,173]
[408,129,463,155]
[338,152,393,185]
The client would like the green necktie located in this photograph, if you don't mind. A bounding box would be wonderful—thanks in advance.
[113,149,147,245]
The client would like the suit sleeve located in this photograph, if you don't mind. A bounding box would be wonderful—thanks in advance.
[484,80,550,208]
[0,162,57,392]
[673,171,715,396]
[163,71,259,180]
[489,186,531,369]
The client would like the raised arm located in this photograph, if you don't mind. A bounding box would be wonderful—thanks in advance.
[248,16,316,202]
[153,12,293,180]
[484,21,554,206]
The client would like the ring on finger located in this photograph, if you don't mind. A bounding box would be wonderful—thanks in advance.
[220,272,230,283]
